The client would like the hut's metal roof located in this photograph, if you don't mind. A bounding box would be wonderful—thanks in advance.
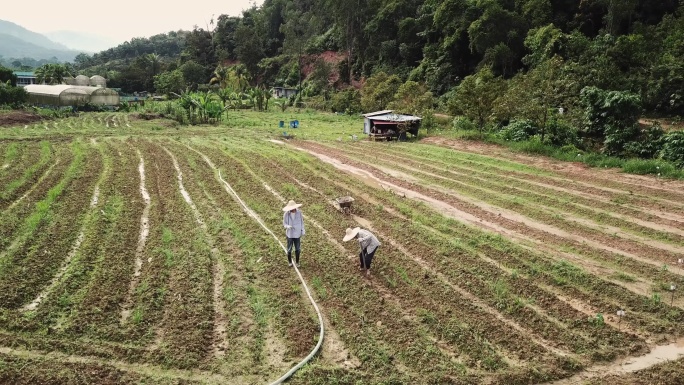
[363,110,394,117]
[363,110,421,122]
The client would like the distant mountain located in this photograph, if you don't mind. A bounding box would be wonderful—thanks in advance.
[0,19,69,51]
[44,30,120,53]
[0,19,80,62]
[0,33,78,62]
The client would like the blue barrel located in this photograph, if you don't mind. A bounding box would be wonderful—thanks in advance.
[279,121,284,128]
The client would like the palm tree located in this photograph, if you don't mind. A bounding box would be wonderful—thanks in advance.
[229,64,250,92]
[35,63,72,85]
[216,87,232,108]
[147,54,161,77]
[264,86,272,111]
[210,64,229,89]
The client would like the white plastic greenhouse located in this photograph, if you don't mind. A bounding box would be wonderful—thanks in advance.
[25,85,89,106]
[74,75,90,86]
[73,86,119,105]
[25,85,120,106]
[89,75,106,87]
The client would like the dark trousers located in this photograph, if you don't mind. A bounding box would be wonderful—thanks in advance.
[359,248,377,269]
[287,237,301,263]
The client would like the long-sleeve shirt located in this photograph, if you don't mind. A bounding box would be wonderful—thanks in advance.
[283,209,305,238]
[357,229,380,253]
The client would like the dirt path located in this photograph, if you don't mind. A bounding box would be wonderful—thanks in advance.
[364,143,684,237]
[120,149,151,324]
[545,338,684,384]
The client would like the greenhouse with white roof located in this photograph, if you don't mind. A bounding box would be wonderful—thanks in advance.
[24,85,119,107]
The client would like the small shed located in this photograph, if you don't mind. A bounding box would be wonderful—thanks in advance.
[363,110,422,140]
[272,87,298,99]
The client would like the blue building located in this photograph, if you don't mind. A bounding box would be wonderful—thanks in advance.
[12,71,37,87]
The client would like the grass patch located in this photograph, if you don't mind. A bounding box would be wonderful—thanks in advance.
[610,272,637,282]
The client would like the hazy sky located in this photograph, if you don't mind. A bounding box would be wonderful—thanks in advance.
[6,0,262,44]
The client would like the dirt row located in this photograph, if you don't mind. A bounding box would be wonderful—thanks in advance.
[421,137,684,204]
[0,141,101,309]
[360,142,684,235]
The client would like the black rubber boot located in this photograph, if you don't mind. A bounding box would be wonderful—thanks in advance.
[295,251,300,265]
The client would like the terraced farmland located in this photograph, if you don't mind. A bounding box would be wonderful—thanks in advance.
[0,112,682,384]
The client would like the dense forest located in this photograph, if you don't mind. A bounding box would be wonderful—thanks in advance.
[73,0,682,109]
[30,0,684,165]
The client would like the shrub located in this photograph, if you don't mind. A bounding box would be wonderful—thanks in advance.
[547,119,579,147]
[452,116,476,131]
[511,136,555,155]
[624,124,665,159]
[330,88,361,115]
[580,87,642,156]
[498,119,538,142]
[0,86,28,108]
[661,131,684,168]
[622,159,675,175]
[420,110,436,133]
[304,95,328,111]
[34,106,73,119]
[74,102,107,112]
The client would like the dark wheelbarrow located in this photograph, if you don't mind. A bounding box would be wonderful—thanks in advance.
[336,196,354,214]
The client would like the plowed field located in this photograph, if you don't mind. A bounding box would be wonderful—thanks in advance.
[0,112,682,385]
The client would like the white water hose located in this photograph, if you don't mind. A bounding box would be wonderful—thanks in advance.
[217,170,324,384]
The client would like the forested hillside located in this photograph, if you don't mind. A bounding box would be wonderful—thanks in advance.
[75,0,683,113]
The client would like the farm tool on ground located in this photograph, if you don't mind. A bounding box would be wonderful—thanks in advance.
[334,196,354,215]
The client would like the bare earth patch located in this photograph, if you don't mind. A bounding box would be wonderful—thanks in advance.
[0,111,45,128]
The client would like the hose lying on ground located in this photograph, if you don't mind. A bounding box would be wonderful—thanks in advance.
[217,170,324,385]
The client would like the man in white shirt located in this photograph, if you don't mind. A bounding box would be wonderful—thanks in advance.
[282,200,305,267]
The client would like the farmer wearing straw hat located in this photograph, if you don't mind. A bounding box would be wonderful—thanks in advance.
[343,227,380,276]
[282,200,305,267]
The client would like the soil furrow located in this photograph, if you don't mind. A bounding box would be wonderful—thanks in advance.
[119,149,152,324]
